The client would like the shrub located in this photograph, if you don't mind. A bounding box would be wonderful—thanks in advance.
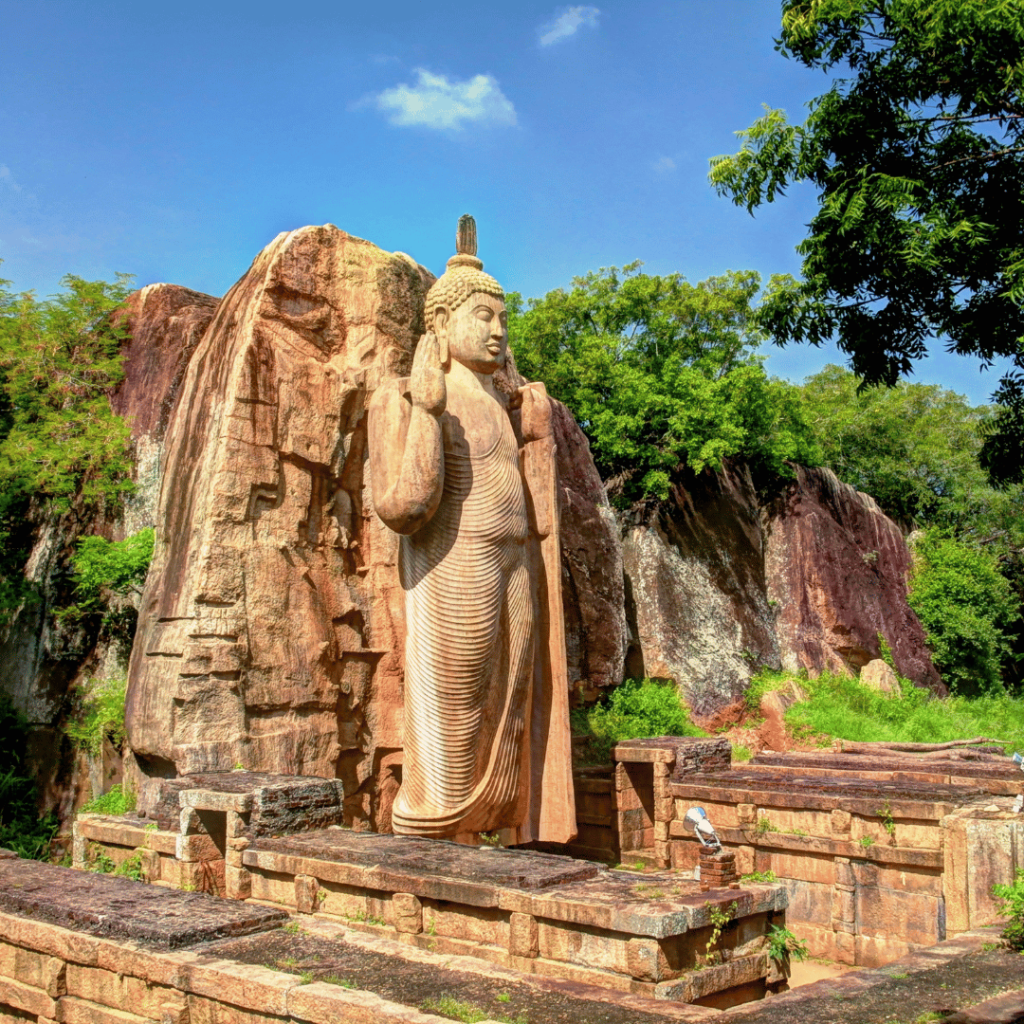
[909,531,1019,695]
[0,695,59,859]
[992,868,1024,951]
[80,782,135,815]
[65,676,127,758]
[572,678,706,764]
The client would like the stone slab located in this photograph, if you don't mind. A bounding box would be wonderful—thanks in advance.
[0,859,285,949]
[672,768,978,818]
[246,830,599,894]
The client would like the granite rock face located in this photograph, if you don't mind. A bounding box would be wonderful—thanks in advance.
[764,465,942,691]
[126,226,433,821]
[621,461,941,718]
[125,225,625,824]
[622,461,780,718]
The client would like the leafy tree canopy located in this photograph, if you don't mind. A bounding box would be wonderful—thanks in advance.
[800,364,1024,544]
[0,271,135,621]
[709,0,1024,481]
[909,529,1020,695]
[508,263,819,502]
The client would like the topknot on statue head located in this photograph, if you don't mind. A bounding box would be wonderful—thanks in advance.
[424,214,504,322]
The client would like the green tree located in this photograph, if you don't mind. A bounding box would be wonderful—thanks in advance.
[508,264,819,502]
[909,530,1019,695]
[800,364,1024,541]
[709,0,1024,481]
[0,272,135,621]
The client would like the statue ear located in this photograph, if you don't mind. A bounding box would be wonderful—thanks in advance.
[434,309,451,370]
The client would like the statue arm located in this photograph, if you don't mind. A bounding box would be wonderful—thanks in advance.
[368,335,446,535]
[512,382,557,538]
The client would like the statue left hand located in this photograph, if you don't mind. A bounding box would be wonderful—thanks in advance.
[515,382,553,442]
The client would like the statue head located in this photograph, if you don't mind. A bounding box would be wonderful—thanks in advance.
[424,215,507,374]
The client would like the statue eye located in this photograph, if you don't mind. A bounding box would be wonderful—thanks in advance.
[475,307,494,321]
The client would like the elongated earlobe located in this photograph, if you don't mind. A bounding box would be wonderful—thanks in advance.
[434,309,451,370]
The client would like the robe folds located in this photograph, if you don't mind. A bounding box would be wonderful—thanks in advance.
[369,376,576,844]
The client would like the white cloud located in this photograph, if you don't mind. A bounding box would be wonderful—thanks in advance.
[652,156,677,174]
[538,6,600,46]
[0,165,23,193]
[372,69,517,130]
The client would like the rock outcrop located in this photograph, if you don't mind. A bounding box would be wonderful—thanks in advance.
[621,461,941,718]
[622,462,780,717]
[125,225,625,824]
[765,466,941,690]
[0,283,219,819]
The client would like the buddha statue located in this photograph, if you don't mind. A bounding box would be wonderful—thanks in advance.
[368,216,576,844]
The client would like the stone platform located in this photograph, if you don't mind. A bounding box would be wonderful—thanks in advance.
[0,854,1019,1024]
[73,775,789,1006]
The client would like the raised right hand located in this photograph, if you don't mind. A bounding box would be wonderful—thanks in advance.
[410,332,446,416]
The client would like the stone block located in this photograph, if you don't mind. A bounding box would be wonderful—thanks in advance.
[834,929,856,965]
[67,965,126,1008]
[769,851,834,885]
[831,809,852,835]
[44,958,67,999]
[831,886,855,927]
[626,937,670,983]
[654,821,669,842]
[176,834,222,863]
[177,960,297,1018]
[391,893,422,935]
[943,806,1024,934]
[508,912,538,958]
[0,975,56,1019]
[537,920,630,976]
[855,884,940,948]
[737,803,757,825]
[160,1003,188,1024]
[834,856,853,889]
[0,942,45,986]
[294,875,319,915]
[225,866,251,901]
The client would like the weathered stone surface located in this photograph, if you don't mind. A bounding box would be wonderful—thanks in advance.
[860,658,900,694]
[126,226,434,817]
[764,465,942,689]
[0,859,285,948]
[620,460,940,715]
[622,461,779,716]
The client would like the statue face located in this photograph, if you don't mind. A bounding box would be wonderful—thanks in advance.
[438,292,507,375]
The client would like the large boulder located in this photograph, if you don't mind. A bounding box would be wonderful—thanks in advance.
[125,225,624,824]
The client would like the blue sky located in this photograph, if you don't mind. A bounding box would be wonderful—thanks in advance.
[0,0,1008,404]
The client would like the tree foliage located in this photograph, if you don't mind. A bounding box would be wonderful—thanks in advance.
[908,530,1019,695]
[508,264,819,502]
[799,364,1024,541]
[0,272,135,621]
[709,0,1024,481]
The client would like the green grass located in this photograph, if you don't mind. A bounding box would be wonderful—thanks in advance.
[731,743,752,762]
[781,670,1024,753]
[420,995,490,1023]
[744,668,794,711]
[572,677,705,763]
[80,782,136,815]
